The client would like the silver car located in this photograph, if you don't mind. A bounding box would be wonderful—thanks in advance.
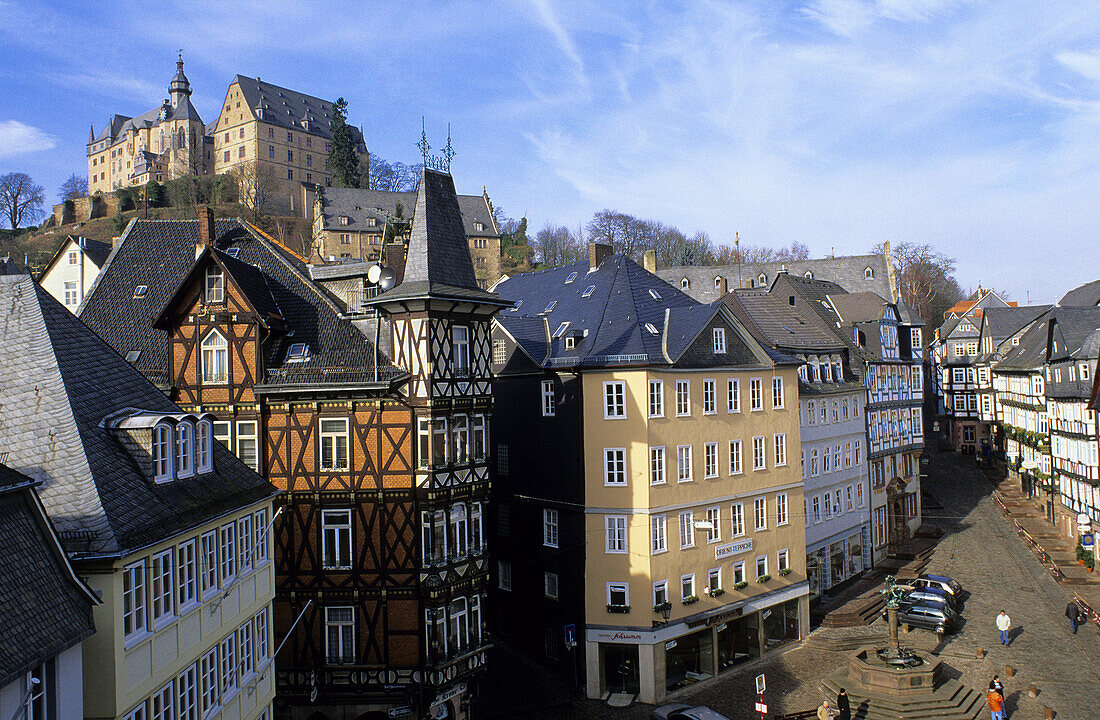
[653,703,733,720]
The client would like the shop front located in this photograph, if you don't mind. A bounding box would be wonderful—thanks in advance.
[585,583,809,704]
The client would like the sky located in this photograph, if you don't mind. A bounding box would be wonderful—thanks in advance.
[1,0,1099,305]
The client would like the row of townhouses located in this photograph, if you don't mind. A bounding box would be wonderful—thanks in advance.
[18,169,927,718]
[931,281,1100,545]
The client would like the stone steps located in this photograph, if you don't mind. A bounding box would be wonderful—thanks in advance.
[820,590,886,628]
[820,674,986,720]
[802,628,888,652]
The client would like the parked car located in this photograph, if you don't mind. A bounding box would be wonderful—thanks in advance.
[884,602,959,635]
[900,584,961,611]
[653,704,733,720]
[912,573,965,600]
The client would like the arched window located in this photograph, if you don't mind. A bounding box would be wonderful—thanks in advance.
[758,273,767,286]
[196,419,213,472]
[201,331,228,383]
[153,423,174,482]
[448,597,469,652]
[680,278,690,290]
[176,421,194,478]
[177,127,185,150]
[865,267,874,279]
[205,265,224,303]
[714,276,724,288]
[804,271,813,279]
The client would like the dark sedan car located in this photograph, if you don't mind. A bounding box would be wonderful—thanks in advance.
[900,585,961,611]
[912,573,966,600]
[884,602,959,635]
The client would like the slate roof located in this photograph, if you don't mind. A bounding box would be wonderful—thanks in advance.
[91,98,204,149]
[828,292,889,324]
[657,253,893,304]
[232,75,366,148]
[316,186,498,238]
[368,170,507,307]
[723,288,844,351]
[995,314,1049,371]
[79,218,400,389]
[981,306,1051,344]
[0,465,96,689]
[0,273,277,558]
[1059,279,1100,307]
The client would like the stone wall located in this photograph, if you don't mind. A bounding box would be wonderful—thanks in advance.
[50,194,121,227]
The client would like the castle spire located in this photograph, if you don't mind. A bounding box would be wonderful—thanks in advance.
[168,50,192,108]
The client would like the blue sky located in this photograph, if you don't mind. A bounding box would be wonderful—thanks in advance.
[2,1,1099,304]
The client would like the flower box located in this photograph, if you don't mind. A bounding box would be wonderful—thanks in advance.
[683,595,699,605]
[779,568,792,576]
[734,581,748,590]
[607,604,631,614]
[757,574,771,583]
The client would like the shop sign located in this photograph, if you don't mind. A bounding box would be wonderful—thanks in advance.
[432,682,466,709]
[665,639,677,650]
[1083,533,1094,548]
[715,538,753,560]
[762,608,772,620]
[593,630,645,641]
[564,624,577,648]
[716,623,728,632]
[754,702,768,714]
[688,606,744,629]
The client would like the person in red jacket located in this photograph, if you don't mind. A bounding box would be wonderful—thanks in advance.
[988,689,1005,720]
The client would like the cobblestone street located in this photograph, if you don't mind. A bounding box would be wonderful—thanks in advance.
[477,446,1100,719]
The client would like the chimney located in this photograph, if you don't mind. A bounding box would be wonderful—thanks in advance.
[589,242,613,271]
[718,277,728,296]
[643,249,657,273]
[383,242,407,284]
[198,207,215,253]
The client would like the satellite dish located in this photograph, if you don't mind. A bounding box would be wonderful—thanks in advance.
[378,267,397,291]
[367,263,383,284]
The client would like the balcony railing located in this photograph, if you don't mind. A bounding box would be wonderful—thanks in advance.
[263,365,406,386]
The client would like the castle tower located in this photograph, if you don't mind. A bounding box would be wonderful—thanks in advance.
[168,52,192,108]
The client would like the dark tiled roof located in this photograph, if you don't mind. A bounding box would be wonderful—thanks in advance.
[657,253,893,304]
[828,292,889,324]
[316,187,499,239]
[981,306,1051,343]
[1059,279,1100,307]
[995,316,1048,371]
[78,237,111,267]
[0,466,96,688]
[724,288,844,351]
[233,75,366,148]
[0,275,277,557]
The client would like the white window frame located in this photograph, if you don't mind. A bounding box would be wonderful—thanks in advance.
[713,327,727,354]
[151,548,175,627]
[153,423,174,482]
[756,555,768,579]
[220,522,237,585]
[176,421,194,479]
[237,514,253,575]
[704,442,718,478]
[679,510,695,549]
[707,567,721,593]
[702,379,716,414]
[681,573,696,601]
[205,265,224,304]
[778,548,790,572]
[196,419,213,473]
[653,580,668,607]
[774,433,786,466]
[732,561,746,585]
[648,379,664,417]
[151,684,173,720]
[320,418,350,471]
[754,496,767,531]
[235,420,258,471]
[123,559,148,643]
[541,380,556,417]
[200,648,218,716]
[605,515,627,553]
[776,492,788,525]
[178,663,199,720]
[603,381,626,419]
[604,448,627,485]
[651,514,667,554]
[752,436,766,470]
[324,606,355,664]
[729,439,743,475]
[201,330,228,384]
[178,538,198,611]
[321,509,353,570]
[750,377,763,411]
[543,508,559,548]
[452,325,471,376]
[730,502,745,537]
[200,530,218,597]
[607,582,629,608]
[772,377,784,409]
[650,446,666,485]
[676,379,691,416]
[705,506,721,543]
[727,378,740,413]
[677,444,693,482]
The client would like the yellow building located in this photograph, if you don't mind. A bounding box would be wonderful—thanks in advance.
[490,245,808,704]
[87,55,211,194]
[211,76,368,216]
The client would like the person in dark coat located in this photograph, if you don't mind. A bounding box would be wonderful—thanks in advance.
[1066,602,1082,634]
[989,675,1004,700]
[836,688,851,720]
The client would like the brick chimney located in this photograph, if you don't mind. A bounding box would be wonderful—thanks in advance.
[589,242,613,271]
[717,276,728,296]
[198,206,215,250]
[643,249,657,273]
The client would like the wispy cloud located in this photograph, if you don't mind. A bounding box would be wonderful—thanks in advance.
[0,120,57,160]
[531,0,587,89]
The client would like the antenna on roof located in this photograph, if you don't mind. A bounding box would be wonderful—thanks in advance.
[735,232,741,289]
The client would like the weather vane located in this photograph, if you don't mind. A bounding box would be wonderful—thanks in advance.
[417,116,431,166]
[416,118,455,173]
[442,123,455,171]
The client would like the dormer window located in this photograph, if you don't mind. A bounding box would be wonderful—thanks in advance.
[153,423,174,482]
[201,330,228,383]
[133,285,148,298]
[339,215,349,226]
[196,419,213,473]
[176,421,194,478]
[474,221,485,232]
[286,343,310,362]
[714,276,724,288]
[804,271,813,279]
[205,266,224,304]
[680,278,690,289]
[758,273,767,286]
[865,267,874,279]
[367,217,378,227]
[565,272,578,284]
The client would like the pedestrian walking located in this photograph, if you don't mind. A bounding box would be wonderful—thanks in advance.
[1066,602,1082,634]
[996,610,1011,645]
[987,689,1005,720]
[836,688,851,720]
[989,675,1004,700]
[817,699,838,720]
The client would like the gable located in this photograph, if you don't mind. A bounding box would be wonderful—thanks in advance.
[674,307,773,369]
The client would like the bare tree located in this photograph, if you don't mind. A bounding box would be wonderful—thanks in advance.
[366,156,421,192]
[884,242,964,327]
[532,223,585,268]
[272,217,314,258]
[167,138,210,213]
[59,174,88,202]
[0,172,45,241]
[230,161,275,224]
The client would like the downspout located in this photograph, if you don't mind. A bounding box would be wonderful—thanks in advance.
[661,307,673,363]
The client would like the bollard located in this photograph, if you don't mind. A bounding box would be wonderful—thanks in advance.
[1043,706,1054,720]
[1028,684,1038,698]
[976,648,986,659]
[1004,664,1015,677]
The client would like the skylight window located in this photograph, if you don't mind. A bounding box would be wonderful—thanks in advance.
[649,289,662,300]
[227,248,241,258]
[125,350,141,363]
[286,343,310,362]
[509,299,523,312]
[133,285,148,298]
[644,323,659,335]
[582,285,595,298]
[553,322,571,339]
[565,272,578,284]
[543,301,557,313]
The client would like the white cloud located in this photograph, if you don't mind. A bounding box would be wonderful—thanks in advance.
[0,120,57,160]
[1056,50,1100,83]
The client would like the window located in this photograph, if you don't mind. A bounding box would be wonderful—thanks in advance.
[713,328,726,353]
[750,378,763,410]
[200,530,218,596]
[650,446,666,485]
[451,415,469,464]
[200,648,218,715]
[708,568,721,593]
[176,422,194,478]
[810,449,819,476]
[679,511,695,548]
[552,321,570,338]
[237,514,254,575]
[254,607,270,666]
[856,482,865,507]
[472,415,487,461]
[201,331,228,384]
[704,442,718,478]
[196,420,212,473]
[677,445,693,482]
[153,423,174,481]
[582,285,595,297]
[731,561,746,585]
[752,436,766,470]
[729,440,743,475]
[178,539,198,610]
[213,421,230,450]
[237,621,254,681]
[123,559,148,640]
[604,381,626,418]
[543,509,559,547]
[64,281,78,305]
[204,265,224,303]
[606,515,627,553]
[236,420,258,471]
[676,379,690,416]
[219,522,238,588]
[772,377,784,408]
[178,664,199,720]
[681,574,695,600]
[322,509,352,569]
[812,496,821,522]
[152,549,174,625]
[492,339,506,365]
[854,440,862,464]
[254,508,269,563]
[727,378,740,412]
[754,497,767,530]
[541,380,556,416]
[649,380,664,417]
[774,434,787,466]
[846,485,854,511]
[268,145,275,159]
[756,555,768,578]
[705,506,721,543]
[607,582,629,608]
[823,493,832,518]
[452,325,470,376]
[730,502,745,537]
[325,607,355,664]
[498,560,512,590]
[544,572,559,599]
[778,549,790,572]
[653,580,669,606]
[604,448,626,485]
[651,515,667,553]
